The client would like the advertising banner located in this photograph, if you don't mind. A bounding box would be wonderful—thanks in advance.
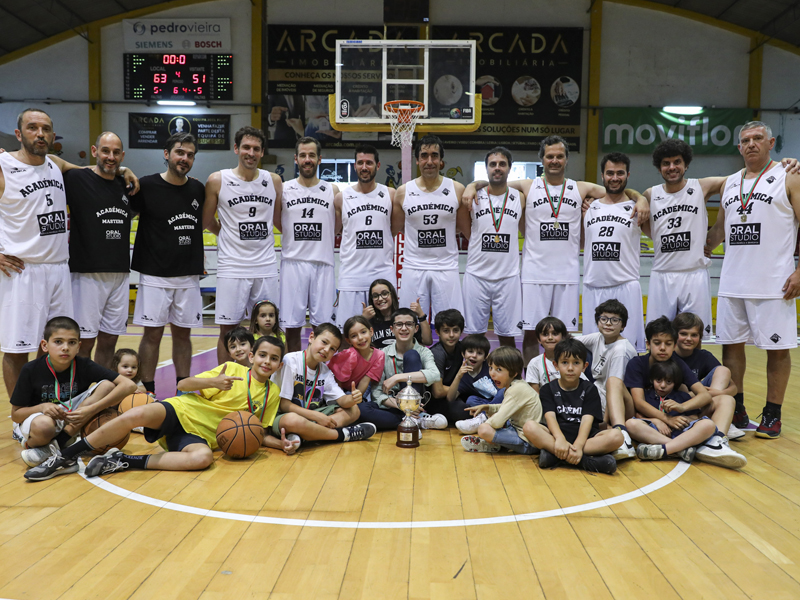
[123,18,231,52]
[128,113,230,150]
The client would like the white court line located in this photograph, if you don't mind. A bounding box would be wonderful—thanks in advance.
[157,347,216,368]
[78,460,691,529]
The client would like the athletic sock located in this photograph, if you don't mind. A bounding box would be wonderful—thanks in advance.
[661,444,668,455]
[335,428,346,442]
[613,424,628,433]
[62,438,94,460]
[143,381,156,394]
[120,454,149,470]
[765,402,782,418]
[176,376,187,385]
[54,430,72,448]
[734,392,745,411]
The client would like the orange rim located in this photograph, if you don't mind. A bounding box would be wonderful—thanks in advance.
[384,100,424,123]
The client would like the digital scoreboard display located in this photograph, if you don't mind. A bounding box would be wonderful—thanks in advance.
[124,54,233,101]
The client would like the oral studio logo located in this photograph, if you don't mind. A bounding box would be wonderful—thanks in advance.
[133,22,146,35]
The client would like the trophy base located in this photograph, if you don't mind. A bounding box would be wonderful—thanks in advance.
[396,423,420,448]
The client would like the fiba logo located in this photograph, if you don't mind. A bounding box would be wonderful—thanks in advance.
[449,108,462,119]
[133,22,146,35]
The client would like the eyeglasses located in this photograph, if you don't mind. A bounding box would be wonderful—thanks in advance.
[371,291,391,300]
[393,321,416,329]
[598,316,622,324]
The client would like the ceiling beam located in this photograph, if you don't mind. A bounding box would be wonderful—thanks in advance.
[0,5,49,37]
[715,0,741,19]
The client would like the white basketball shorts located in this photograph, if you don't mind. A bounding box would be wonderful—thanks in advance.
[716,296,798,350]
[71,272,129,338]
[521,283,579,332]
[215,276,279,325]
[647,268,712,339]
[582,280,645,352]
[462,272,522,337]
[279,259,335,328]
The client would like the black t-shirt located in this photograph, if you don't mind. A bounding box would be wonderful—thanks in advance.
[370,314,423,349]
[430,340,463,386]
[65,169,132,273]
[540,379,603,441]
[624,354,699,390]
[678,349,720,381]
[130,174,205,277]
[10,355,118,408]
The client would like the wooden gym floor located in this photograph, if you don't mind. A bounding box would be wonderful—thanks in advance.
[2,324,800,600]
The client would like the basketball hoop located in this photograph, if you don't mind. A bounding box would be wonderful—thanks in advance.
[384,100,424,149]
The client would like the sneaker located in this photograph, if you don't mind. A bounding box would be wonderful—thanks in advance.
[612,429,636,461]
[732,406,750,429]
[456,412,487,434]
[539,449,560,469]
[695,435,747,469]
[23,446,78,481]
[635,444,665,461]
[418,412,448,430]
[132,426,145,434]
[342,423,377,442]
[756,411,781,439]
[677,446,697,463]
[460,435,501,453]
[579,454,617,474]
[85,449,126,478]
[727,423,746,441]
[20,440,59,467]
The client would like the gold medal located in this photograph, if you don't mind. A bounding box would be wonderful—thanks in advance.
[554,220,560,229]
[740,214,747,223]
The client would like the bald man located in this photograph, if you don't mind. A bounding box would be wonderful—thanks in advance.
[65,132,134,367]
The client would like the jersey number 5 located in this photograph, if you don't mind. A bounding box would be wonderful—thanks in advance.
[45,193,53,207]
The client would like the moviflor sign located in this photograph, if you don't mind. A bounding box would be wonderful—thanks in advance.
[602,108,754,155]
[123,18,231,52]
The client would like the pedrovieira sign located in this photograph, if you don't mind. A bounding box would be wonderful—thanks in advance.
[123,18,231,52]
[602,108,754,155]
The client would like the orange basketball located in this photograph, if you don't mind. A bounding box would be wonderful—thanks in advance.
[216,411,264,458]
[119,392,155,414]
[81,407,131,455]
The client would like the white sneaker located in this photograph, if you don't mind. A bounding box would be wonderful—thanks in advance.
[727,423,746,441]
[456,412,487,434]
[418,412,448,430]
[696,435,747,469]
[612,429,636,461]
[21,441,59,467]
[461,435,501,453]
[132,426,145,434]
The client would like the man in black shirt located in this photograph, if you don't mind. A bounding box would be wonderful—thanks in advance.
[66,132,132,368]
[130,133,205,396]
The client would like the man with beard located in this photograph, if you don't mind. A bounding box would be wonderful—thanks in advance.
[334,144,397,330]
[462,146,524,348]
[0,109,138,397]
[465,136,648,363]
[582,152,645,352]
[278,136,339,353]
[131,133,205,396]
[66,132,133,368]
[203,126,283,364]
[393,135,470,321]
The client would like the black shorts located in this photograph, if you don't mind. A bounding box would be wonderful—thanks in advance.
[143,400,207,452]
[560,423,601,445]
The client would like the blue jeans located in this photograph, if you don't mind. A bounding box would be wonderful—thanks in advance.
[492,425,537,455]
[465,388,505,408]
[356,401,404,430]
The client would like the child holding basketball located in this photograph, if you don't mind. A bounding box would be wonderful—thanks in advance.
[250,299,286,343]
[12,316,138,470]
[224,327,256,367]
[328,316,385,397]
[112,348,147,393]
[627,360,719,464]
[523,339,623,474]
[269,323,377,444]
[459,346,542,454]
[24,336,297,481]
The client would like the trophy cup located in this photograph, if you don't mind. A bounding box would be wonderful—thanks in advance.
[395,376,428,448]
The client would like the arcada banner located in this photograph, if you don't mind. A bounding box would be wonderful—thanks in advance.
[602,108,754,155]
[128,113,230,150]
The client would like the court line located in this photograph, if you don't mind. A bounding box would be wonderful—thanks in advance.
[78,460,690,529]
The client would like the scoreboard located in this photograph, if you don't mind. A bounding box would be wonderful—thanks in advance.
[124,53,233,101]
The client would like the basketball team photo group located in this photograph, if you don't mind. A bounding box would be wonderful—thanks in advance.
[3,106,799,483]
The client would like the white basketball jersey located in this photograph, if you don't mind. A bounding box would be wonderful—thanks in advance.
[718,162,799,298]
[280,179,336,265]
[0,153,67,263]
[649,179,710,272]
[402,178,460,271]
[465,187,522,280]
[216,169,277,277]
[521,177,583,284]
[583,199,641,287]
[339,183,394,290]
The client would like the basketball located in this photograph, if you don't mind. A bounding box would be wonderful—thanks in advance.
[215,411,264,459]
[118,392,155,414]
[81,407,131,456]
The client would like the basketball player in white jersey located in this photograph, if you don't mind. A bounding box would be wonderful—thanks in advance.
[278,136,339,353]
[706,121,800,439]
[393,135,470,321]
[462,146,523,348]
[204,126,282,364]
[582,153,645,352]
[334,144,397,330]
[0,108,138,397]
[465,135,648,363]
